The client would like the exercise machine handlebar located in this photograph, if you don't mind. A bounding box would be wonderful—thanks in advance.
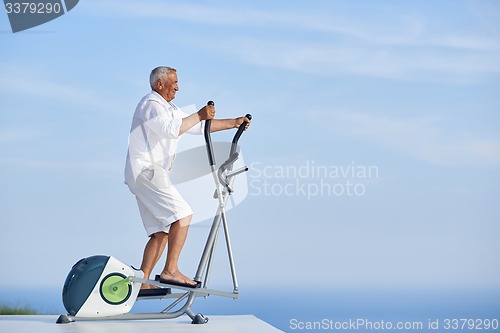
[204,101,216,166]
[230,113,252,158]
[204,100,251,169]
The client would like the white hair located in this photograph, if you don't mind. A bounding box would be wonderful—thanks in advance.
[149,66,176,90]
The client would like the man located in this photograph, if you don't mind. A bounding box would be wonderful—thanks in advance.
[125,66,250,288]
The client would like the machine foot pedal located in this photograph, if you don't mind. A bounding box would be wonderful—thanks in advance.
[137,288,171,298]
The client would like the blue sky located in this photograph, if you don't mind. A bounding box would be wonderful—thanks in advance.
[1,0,499,294]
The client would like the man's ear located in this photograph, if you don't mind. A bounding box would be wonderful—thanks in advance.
[155,79,163,91]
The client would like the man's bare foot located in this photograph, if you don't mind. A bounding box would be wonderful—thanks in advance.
[159,270,197,286]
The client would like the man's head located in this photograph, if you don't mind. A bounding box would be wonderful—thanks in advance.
[150,66,178,102]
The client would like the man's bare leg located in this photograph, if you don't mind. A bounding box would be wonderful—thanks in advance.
[140,232,168,289]
[159,215,197,286]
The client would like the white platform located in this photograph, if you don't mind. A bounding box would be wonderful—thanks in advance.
[0,315,284,333]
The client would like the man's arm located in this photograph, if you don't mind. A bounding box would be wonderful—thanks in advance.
[210,117,250,132]
[179,104,250,135]
[179,104,214,135]
[179,112,203,136]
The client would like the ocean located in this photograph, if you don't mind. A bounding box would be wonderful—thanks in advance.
[1,287,499,332]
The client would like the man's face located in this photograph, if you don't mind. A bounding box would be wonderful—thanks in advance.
[162,72,179,102]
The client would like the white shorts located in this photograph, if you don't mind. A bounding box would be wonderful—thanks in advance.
[129,169,193,236]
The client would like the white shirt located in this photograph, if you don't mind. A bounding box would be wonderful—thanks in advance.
[125,91,204,186]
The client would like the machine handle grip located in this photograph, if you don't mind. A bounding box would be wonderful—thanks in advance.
[204,101,215,166]
[230,114,252,157]
[232,114,252,144]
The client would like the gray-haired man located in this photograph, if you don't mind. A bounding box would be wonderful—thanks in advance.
[125,66,250,288]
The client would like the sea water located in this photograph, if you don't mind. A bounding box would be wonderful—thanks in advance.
[1,287,499,332]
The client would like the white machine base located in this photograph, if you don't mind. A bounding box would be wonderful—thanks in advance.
[2,315,285,333]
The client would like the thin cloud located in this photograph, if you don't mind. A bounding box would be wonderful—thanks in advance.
[0,128,37,144]
[80,0,302,26]
[80,1,500,51]
[315,110,500,167]
[0,63,122,113]
[79,1,500,82]
[180,35,500,83]
[0,156,120,172]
